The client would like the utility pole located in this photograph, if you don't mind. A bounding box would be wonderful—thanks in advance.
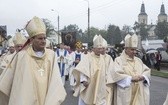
[88,6,90,43]
[51,9,60,44]
[57,15,60,44]
[84,0,90,43]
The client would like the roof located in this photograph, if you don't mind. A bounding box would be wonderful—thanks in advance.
[142,39,165,50]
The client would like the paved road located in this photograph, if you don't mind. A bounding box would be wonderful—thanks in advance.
[150,76,168,105]
[62,76,168,105]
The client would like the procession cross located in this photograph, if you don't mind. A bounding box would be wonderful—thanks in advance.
[38,69,44,76]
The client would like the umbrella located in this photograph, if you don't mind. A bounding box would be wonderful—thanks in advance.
[146,48,155,52]
[157,47,166,51]
[146,49,158,54]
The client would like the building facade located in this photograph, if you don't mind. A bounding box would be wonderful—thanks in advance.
[138,2,167,39]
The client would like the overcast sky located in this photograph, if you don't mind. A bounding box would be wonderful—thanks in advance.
[0,0,168,35]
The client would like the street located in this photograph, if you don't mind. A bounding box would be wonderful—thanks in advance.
[62,76,168,105]
[150,76,168,105]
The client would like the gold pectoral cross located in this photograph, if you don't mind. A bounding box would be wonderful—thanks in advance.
[38,69,44,76]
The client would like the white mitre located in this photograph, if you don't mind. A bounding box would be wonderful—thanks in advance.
[93,35,104,48]
[7,38,14,47]
[46,39,51,48]
[25,16,46,38]
[102,37,108,48]
[93,34,98,42]
[124,34,138,48]
[13,32,27,45]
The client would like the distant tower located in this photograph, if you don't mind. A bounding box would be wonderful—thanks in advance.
[138,2,148,25]
[158,3,167,22]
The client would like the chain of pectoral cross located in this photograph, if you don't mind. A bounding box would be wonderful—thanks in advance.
[128,60,137,73]
[34,59,45,76]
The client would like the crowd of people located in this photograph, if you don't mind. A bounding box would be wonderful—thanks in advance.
[0,16,167,105]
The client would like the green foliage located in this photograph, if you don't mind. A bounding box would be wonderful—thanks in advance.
[133,22,148,40]
[88,27,99,43]
[62,24,79,32]
[107,25,122,45]
[42,18,55,37]
[61,24,84,41]
[139,24,148,40]
[84,27,107,44]
[151,69,168,78]
[99,29,107,40]
[122,25,133,34]
[155,21,168,39]
[121,25,134,41]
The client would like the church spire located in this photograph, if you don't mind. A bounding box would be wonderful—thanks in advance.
[159,4,166,15]
[158,3,167,22]
[138,2,148,24]
[139,2,147,15]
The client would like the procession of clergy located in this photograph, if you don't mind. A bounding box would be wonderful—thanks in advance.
[0,16,167,105]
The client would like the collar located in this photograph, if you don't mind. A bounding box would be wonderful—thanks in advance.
[121,50,134,62]
[91,52,100,58]
[75,51,81,54]
[27,45,46,59]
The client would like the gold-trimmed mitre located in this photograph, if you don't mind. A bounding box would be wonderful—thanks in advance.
[13,32,27,45]
[25,16,46,38]
[93,35,104,48]
[125,34,138,48]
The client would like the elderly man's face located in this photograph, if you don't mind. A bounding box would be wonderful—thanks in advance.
[76,47,82,53]
[59,43,64,49]
[93,47,104,56]
[32,34,46,51]
[100,47,107,55]
[9,46,15,53]
[125,47,137,59]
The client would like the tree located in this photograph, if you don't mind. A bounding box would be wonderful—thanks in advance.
[139,24,148,40]
[122,25,133,34]
[121,25,134,40]
[61,24,87,43]
[42,18,55,37]
[88,27,99,42]
[84,27,107,45]
[61,24,83,39]
[155,21,168,39]
[133,22,148,40]
[133,21,140,33]
[107,25,122,45]
[62,24,79,32]
[99,29,107,41]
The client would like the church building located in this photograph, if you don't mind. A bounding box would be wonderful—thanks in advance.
[138,2,167,39]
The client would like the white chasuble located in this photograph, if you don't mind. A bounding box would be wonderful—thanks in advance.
[0,46,66,105]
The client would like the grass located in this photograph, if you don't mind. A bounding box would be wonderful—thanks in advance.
[151,69,168,78]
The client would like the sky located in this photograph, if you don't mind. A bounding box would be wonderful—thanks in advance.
[0,0,168,35]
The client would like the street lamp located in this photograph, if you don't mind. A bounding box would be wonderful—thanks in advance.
[51,9,60,44]
[84,0,90,43]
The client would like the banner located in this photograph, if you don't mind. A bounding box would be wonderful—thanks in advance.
[61,31,76,50]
